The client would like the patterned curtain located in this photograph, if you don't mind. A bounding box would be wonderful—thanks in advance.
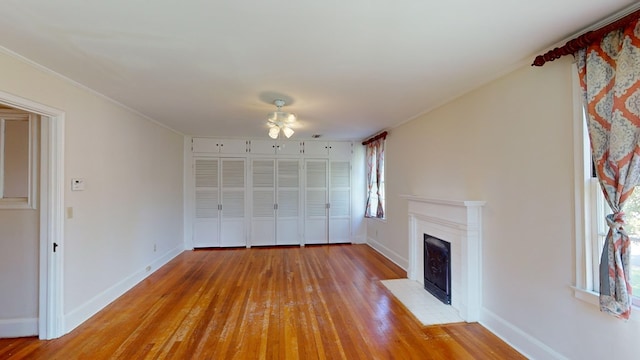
[576,18,640,319]
[365,138,385,218]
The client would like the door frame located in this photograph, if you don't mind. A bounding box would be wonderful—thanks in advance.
[0,90,65,339]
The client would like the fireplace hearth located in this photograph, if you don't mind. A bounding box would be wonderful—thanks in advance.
[424,234,451,304]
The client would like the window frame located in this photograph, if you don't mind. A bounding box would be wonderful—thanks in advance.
[0,109,38,209]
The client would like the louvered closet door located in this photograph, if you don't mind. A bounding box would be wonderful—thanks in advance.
[220,158,246,247]
[193,158,220,247]
[304,159,328,244]
[329,161,351,243]
[277,159,300,245]
[251,159,276,246]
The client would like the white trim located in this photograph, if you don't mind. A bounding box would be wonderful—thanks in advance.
[0,318,38,338]
[0,90,65,340]
[0,113,39,209]
[64,245,184,332]
[572,286,600,307]
[366,237,408,270]
[572,66,591,293]
[480,308,569,360]
[0,118,4,197]
[184,136,194,250]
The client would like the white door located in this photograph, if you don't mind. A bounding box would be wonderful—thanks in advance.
[329,160,351,243]
[193,158,220,247]
[277,159,300,245]
[220,158,246,247]
[251,159,276,246]
[304,159,328,244]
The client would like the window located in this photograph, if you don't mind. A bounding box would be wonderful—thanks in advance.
[364,137,385,219]
[0,108,38,209]
[574,71,640,306]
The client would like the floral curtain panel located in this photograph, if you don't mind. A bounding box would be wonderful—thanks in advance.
[576,18,640,319]
[365,138,385,218]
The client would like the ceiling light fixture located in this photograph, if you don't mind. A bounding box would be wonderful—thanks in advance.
[267,99,296,139]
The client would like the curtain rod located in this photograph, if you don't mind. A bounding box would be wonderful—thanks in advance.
[532,8,640,66]
[362,131,387,146]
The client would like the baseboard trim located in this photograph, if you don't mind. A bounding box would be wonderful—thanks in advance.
[480,308,568,360]
[0,317,38,338]
[366,238,408,270]
[64,245,184,334]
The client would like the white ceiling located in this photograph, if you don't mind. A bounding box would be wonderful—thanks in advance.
[0,0,635,140]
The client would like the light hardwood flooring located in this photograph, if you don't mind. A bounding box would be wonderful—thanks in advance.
[0,244,524,359]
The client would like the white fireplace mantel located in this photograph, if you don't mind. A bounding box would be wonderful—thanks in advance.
[401,195,485,322]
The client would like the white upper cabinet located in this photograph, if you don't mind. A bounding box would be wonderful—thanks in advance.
[192,138,248,154]
[327,142,352,159]
[249,140,302,155]
[302,141,329,156]
[276,141,303,155]
[302,141,352,159]
[249,140,277,154]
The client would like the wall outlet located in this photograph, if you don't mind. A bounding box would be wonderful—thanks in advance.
[153,244,157,252]
[145,265,151,272]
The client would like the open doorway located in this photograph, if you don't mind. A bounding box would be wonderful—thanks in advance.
[0,91,64,340]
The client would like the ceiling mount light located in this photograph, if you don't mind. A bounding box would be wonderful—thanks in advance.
[267,99,296,139]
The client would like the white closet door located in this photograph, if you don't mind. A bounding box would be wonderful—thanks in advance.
[305,159,328,244]
[251,159,276,246]
[329,160,351,243]
[193,158,220,247]
[220,158,246,247]
[277,159,300,245]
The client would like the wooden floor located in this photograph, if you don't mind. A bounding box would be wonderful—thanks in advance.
[0,244,524,359]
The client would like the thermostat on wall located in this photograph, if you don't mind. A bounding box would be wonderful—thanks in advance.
[71,178,85,191]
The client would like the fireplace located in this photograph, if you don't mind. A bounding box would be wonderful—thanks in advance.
[402,195,485,322]
[424,234,451,304]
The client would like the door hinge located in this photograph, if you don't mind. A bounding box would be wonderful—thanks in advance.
[53,242,59,252]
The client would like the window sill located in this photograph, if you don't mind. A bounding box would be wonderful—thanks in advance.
[572,286,640,322]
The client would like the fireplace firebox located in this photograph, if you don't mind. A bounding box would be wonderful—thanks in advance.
[424,234,451,305]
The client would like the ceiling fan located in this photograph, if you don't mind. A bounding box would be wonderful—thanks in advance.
[266,99,296,139]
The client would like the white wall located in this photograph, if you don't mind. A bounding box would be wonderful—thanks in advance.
[0,50,184,336]
[369,57,640,359]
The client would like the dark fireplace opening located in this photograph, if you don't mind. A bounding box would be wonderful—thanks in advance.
[424,234,451,305]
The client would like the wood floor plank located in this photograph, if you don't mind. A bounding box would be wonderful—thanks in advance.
[0,244,525,359]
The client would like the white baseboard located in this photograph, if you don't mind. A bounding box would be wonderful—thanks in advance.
[480,308,568,360]
[366,237,408,270]
[0,317,38,338]
[64,245,184,334]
